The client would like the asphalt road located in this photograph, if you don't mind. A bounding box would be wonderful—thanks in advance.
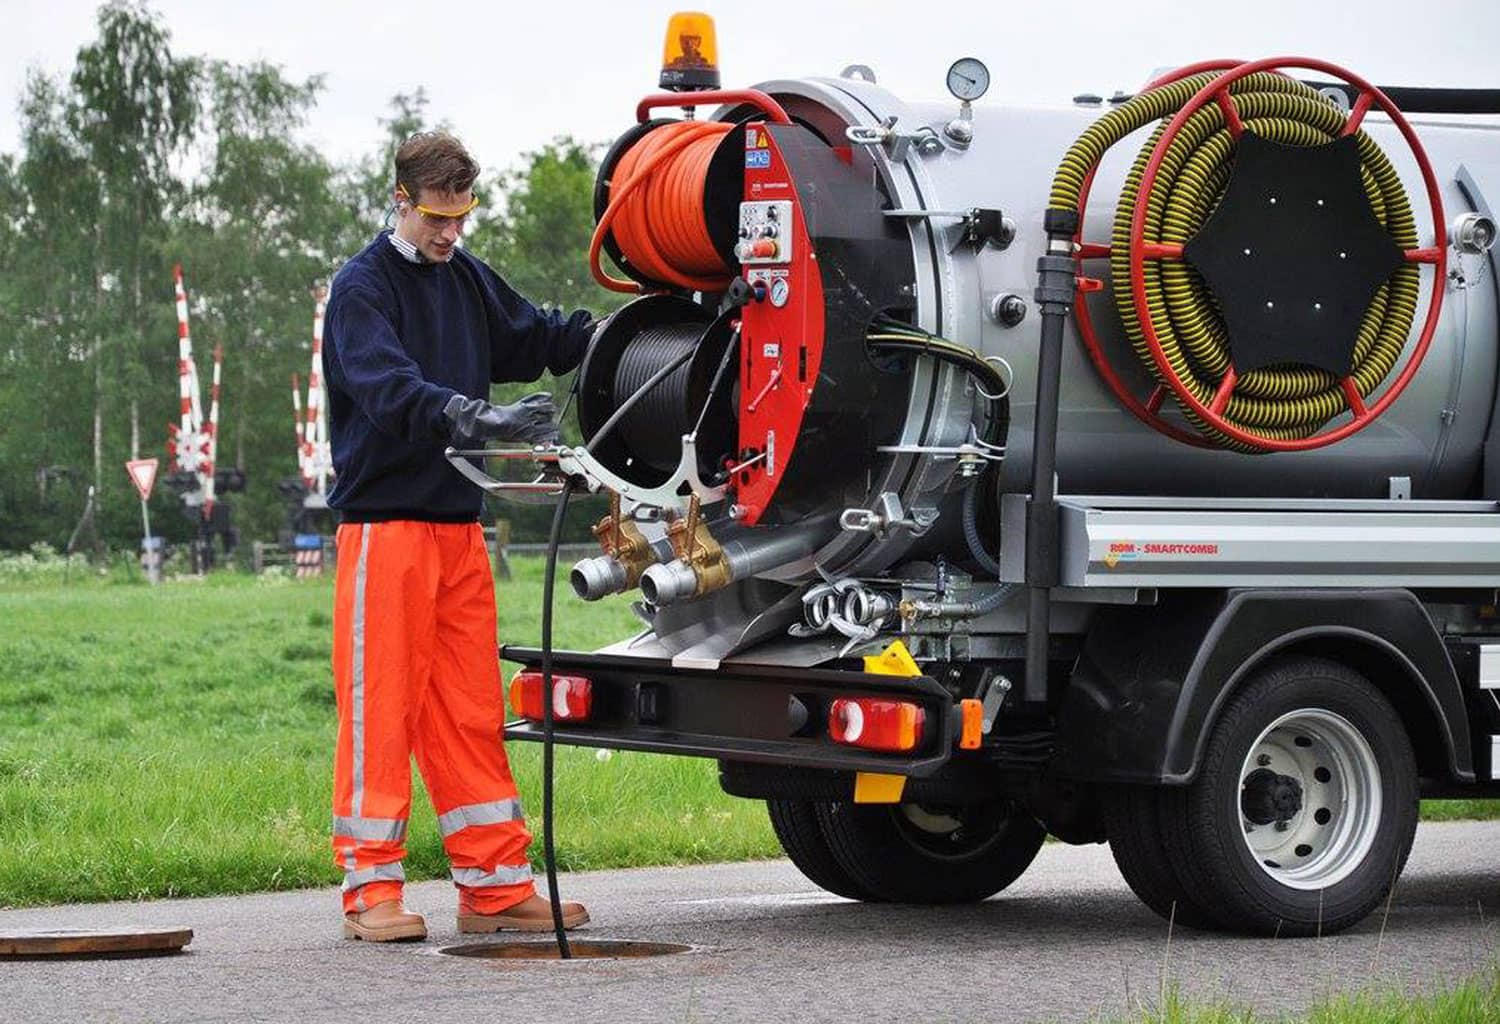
[3,820,1497,1024]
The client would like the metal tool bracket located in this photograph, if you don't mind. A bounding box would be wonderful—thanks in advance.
[846,116,944,162]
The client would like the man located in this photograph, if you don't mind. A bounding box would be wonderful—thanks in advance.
[322,131,593,942]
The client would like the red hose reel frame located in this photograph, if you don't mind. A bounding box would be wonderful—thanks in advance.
[592,89,825,525]
[1073,57,1447,451]
[591,91,793,295]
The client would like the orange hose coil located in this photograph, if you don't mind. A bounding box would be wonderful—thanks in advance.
[590,121,734,294]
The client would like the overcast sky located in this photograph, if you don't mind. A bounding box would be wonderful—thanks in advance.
[4,0,1495,181]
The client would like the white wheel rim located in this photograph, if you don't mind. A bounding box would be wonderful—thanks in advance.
[1237,708,1381,891]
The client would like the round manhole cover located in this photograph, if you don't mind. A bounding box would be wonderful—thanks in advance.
[439,939,693,961]
[0,927,193,960]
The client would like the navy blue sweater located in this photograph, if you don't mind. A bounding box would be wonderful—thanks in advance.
[323,232,593,521]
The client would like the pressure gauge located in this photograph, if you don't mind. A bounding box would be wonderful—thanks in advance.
[769,277,790,307]
[946,58,990,102]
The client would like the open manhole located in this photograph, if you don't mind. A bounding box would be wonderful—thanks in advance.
[439,939,693,961]
[0,927,193,960]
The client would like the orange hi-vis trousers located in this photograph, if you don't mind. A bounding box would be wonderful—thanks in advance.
[331,520,536,915]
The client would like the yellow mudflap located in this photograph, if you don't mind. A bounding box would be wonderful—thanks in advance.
[853,772,907,803]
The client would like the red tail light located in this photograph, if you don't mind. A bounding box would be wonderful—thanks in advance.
[828,697,926,753]
[509,671,593,723]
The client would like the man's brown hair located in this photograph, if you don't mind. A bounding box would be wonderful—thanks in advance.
[395,132,480,204]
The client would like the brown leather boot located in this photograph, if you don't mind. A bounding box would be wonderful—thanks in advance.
[457,894,590,934]
[343,900,428,942]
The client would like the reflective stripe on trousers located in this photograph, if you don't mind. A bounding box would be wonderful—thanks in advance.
[437,798,525,838]
[342,861,406,892]
[451,864,534,887]
[333,815,408,843]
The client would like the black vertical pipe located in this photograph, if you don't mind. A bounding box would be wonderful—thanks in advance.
[1025,213,1080,704]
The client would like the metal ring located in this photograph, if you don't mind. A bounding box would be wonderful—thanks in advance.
[975,355,1013,401]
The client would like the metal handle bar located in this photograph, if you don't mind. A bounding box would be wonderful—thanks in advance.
[444,446,568,497]
[635,89,791,124]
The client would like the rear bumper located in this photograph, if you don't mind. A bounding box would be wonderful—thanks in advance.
[501,646,956,777]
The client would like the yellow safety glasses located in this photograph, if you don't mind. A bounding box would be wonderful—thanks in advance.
[396,184,479,227]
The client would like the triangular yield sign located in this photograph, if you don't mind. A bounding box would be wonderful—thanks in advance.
[126,458,159,501]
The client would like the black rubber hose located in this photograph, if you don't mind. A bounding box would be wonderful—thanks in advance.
[586,339,698,454]
[865,333,1008,444]
[613,324,703,470]
[539,480,574,959]
[536,330,705,956]
[961,475,1001,577]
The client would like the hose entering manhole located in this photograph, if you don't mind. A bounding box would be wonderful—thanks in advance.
[439,939,694,961]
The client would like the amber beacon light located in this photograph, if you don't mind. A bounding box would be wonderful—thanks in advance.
[658,11,720,91]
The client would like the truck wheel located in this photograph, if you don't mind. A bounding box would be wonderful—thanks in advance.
[815,799,1046,903]
[766,800,875,901]
[1104,785,1218,930]
[1159,656,1418,936]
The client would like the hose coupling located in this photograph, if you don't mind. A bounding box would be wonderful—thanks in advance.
[570,555,629,601]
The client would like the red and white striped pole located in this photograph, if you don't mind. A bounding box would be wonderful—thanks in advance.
[292,372,308,484]
[169,263,202,472]
[202,344,222,517]
[306,286,330,495]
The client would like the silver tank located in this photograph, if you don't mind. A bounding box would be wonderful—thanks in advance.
[737,75,1500,581]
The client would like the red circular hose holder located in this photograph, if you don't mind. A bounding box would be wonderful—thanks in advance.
[1123,57,1447,451]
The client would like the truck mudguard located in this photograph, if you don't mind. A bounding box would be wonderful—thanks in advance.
[1055,588,1473,784]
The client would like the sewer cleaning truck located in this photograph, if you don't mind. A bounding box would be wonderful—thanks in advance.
[451,14,1500,936]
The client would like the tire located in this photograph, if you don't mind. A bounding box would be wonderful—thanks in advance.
[1104,785,1219,930]
[1157,656,1418,936]
[814,798,1046,904]
[766,800,875,901]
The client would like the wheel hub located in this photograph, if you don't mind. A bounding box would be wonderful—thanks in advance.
[1237,708,1382,891]
[1240,767,1304,825]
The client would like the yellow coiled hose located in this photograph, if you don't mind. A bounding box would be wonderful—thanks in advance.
[1048,71,1419,449]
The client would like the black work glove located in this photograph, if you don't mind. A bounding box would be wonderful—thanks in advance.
[444,392,560,445]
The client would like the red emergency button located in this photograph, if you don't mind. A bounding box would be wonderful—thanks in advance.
[737,237,780,261]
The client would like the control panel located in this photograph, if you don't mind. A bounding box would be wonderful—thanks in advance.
[732,123,825,526]
[736,200,795,265]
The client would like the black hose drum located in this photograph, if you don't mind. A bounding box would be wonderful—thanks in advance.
[577,295,739,487]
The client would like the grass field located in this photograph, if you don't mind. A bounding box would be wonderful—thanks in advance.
[1,557,1497,909]
[0,558,779,908]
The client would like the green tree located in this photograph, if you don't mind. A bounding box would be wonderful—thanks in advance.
[173,59,355,540]
[0,73,109,549]
[468,137,621,317]
[66,0,198,540]
[0,10,631,551]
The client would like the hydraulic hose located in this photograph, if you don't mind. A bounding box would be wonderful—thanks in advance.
[1048,71,1419,448]
[587,331,700,453]
[591,120,734,294]
[539,480,574,958]
[866,321,1008,577]
[865,322,1008,444]
[907,582,1020,619]
[536,317,735,946]
[961,476,1001,578]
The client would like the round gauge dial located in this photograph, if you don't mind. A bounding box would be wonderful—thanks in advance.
[946,58,990,102]
[769,277,790,307]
